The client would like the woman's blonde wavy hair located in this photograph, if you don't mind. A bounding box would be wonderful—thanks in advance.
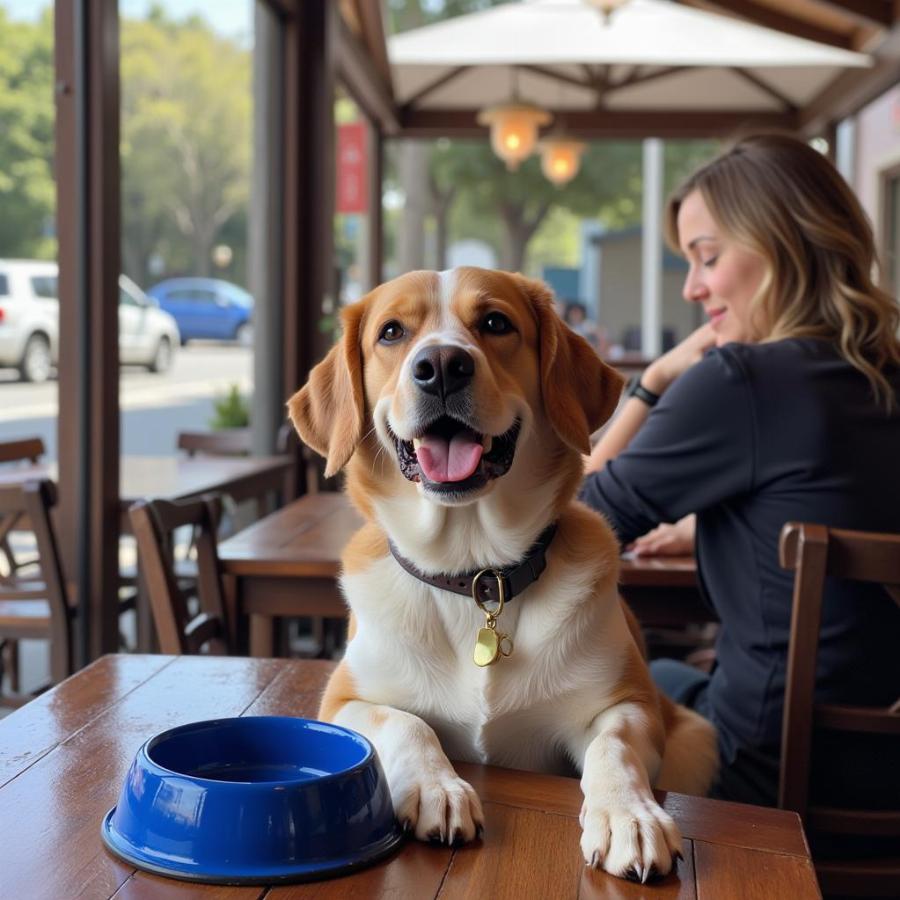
[665,133,900,410]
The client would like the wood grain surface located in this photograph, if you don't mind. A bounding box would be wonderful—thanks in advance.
[0,656,819,899]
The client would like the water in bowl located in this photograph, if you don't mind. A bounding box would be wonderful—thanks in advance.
[186,761,331,782]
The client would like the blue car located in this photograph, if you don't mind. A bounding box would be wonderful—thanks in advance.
[147,278,253,345]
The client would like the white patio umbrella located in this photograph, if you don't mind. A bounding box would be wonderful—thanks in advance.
[387,0,872,358]
[388,0,871,118]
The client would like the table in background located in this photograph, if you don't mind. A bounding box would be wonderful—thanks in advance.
[0,454,293,650]
[0,654,819,899]
[0,454,293,508]
[218,491,355,656]
[219,492,713,656]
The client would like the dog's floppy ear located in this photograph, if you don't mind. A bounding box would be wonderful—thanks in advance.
[287,300,366,478]
[516,275,624,455]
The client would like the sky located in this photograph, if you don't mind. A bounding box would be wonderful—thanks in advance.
[2,0,252,42]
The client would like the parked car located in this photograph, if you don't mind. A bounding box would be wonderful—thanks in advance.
[0,259,180,383]
[147,278,253,345]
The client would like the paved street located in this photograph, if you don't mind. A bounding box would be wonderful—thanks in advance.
[0,343,254,458]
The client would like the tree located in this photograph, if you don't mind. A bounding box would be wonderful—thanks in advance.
[120,9,251,283]
[0,9,55,259]
[428,130,723,270]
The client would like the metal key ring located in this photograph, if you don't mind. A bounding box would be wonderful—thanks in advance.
[472,568,506,617]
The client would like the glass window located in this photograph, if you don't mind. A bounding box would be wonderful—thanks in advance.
[189,289,217,303]
[30,275,58,299]
[119,286,140,307]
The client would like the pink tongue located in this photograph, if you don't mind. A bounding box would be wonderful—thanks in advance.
[416,431,484,483]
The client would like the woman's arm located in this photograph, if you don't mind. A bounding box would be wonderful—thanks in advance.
[579,342,755,548]
[585,324,718,474]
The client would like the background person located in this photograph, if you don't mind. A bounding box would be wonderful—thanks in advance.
[580,133,900,808]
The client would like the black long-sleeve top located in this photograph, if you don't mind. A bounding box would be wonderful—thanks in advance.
[580,338,900,765]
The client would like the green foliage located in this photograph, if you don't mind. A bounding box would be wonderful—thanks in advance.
[120,10,251,285]
[209,384,250,430]
[0,8,55,259]
[0,5,251,283]
[427,137,721,271]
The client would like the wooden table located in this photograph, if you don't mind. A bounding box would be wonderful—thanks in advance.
[0,454,293,507]
[0,654,819,899]
[619,553,716,627]
[219,492,712,656]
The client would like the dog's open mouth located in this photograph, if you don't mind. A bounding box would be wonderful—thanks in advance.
[391,416,520,492]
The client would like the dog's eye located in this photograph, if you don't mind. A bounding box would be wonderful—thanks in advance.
[482,312,514,335]
[378,321,405,344]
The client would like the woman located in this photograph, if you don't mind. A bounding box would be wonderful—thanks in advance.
[580,133,900,807]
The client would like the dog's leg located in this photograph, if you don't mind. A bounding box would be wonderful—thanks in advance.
[320,664,484,845]
[576,701,683,882]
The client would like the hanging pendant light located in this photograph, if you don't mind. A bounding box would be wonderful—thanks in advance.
[539,136,586,186]
[478,101,552,171]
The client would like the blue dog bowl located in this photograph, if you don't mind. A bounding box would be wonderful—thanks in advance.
[101,716,403,884]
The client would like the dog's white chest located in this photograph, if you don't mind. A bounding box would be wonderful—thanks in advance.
[340,557,599,773]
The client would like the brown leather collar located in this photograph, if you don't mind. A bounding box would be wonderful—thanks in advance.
[388,523,558,604]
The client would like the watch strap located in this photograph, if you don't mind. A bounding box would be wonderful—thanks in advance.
[627,375,660,407]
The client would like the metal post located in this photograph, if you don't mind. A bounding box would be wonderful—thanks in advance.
[250,1,285,456]
[641,138,663,360]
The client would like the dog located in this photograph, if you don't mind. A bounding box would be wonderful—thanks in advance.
[288,267,718,882]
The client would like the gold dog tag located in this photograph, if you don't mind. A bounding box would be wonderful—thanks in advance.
[472,568,513,667]
[474,626,499,666]
[473,626,513,667]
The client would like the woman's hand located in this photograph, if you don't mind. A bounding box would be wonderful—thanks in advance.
[627,514,696,557]
[641,323,717,395]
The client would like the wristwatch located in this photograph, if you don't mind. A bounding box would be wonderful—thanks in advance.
[626,375,660,407]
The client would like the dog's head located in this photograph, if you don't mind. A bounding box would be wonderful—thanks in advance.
[288,268,622,513]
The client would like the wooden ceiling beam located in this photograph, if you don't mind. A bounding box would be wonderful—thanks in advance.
[336,15,399,134]
[799,57,900,133]
[397,107,798,140]
[676,0,854,49]
[809,1,893,29]
[353,0,394,91]
[260,0,298,18]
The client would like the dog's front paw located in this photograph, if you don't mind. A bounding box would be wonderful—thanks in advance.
[580,794,682,882]
[392,767,484,845]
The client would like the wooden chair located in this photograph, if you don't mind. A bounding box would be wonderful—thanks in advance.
[129,495,231,655]
[177,429,252,457]
[0,436,45,466]
[0,480,72,705]
[778,522,900,897]
[0,437,46,577]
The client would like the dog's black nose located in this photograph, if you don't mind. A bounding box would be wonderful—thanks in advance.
[412,345,475,399]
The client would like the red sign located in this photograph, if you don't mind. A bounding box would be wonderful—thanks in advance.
[336,122,368,214]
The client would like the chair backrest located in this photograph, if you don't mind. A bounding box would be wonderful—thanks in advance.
[276,421,319,497]
[129,495,230,655]
[0,437,45,465]
[177,430,251,457]
[0,479,71,682]
[778,522,900,897]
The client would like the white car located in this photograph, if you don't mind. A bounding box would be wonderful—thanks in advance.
[0,259,181,382]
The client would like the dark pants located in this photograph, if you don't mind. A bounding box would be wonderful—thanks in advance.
[650,658,779,808]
